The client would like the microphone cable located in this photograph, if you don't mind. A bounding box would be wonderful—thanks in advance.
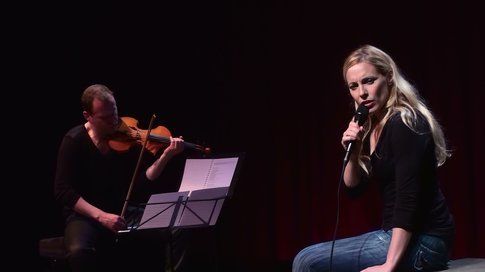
[329,159,348,272]
[330,104,368,271]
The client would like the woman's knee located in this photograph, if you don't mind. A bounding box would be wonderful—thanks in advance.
[293,245,326,272]
[293,248,309,272]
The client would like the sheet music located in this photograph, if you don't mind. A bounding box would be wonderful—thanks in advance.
[177,187,229,226]
[137,191,189,229]
[178,157,238,193]
[136,156,240,230]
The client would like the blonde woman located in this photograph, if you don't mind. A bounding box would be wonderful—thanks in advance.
[293,45,454,272]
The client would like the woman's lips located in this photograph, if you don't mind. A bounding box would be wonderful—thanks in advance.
[362,100,375,108]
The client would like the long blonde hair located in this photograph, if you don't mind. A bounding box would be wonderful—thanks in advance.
[343,45,450,173]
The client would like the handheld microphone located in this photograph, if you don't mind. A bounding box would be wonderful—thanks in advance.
[343,104,369,164]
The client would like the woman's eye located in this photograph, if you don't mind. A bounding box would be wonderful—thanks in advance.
[364,78,376,84]
[348,84,357,90]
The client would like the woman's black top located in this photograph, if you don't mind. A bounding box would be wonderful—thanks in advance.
[364,113,454,240]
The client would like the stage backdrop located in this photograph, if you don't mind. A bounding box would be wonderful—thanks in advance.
[30,1,484,271]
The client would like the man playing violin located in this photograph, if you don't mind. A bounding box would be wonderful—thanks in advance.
[54,84,185,272]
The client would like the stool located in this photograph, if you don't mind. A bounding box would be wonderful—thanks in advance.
[441,258,485,271]
[39,236,68,272]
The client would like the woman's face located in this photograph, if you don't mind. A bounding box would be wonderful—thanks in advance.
[345,62,390,115]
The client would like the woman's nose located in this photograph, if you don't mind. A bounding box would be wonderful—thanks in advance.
[358,85,368,98]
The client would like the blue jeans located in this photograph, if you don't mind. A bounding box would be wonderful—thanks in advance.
[293,230,450,272]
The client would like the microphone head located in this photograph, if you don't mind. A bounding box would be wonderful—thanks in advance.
[354,104,369,126]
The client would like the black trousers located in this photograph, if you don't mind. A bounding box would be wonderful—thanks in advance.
[64,214,190,272]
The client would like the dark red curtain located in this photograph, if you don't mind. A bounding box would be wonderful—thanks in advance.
[214,1,485,268]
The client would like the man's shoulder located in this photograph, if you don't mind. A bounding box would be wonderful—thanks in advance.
[64,124,86,140]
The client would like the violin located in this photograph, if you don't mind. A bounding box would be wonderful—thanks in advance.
[108,116,211,155]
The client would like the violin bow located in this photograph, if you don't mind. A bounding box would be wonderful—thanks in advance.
[120,114,157,219]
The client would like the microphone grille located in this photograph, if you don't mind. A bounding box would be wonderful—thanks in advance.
[354,104,369,126]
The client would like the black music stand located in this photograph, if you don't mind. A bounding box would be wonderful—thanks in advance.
[122,187,229,231]
[117,153,244,271]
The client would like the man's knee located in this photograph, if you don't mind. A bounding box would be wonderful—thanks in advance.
[66,243,96,259]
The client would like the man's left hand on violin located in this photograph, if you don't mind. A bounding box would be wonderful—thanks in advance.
[162,136,185,157]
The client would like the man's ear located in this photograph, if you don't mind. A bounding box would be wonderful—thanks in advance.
[83,111,90,121]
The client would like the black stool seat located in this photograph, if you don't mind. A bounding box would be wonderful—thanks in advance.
[39,236,66,260]
[439,258,485,271]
